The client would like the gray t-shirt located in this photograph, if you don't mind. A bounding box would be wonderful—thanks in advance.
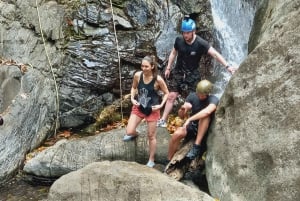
[186,92,219,117]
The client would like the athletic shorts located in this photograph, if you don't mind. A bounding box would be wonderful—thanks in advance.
[131,105,160,122]
[186,122,199,139]
[166,68,201,97]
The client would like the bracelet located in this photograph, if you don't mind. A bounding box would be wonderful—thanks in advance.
[225,65,230,69]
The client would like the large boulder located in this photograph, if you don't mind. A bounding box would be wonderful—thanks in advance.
[0,0,64,184]
[206,1,300,201]
[0,67,56,183]
[23,124,170,178]
[47,161,215,201]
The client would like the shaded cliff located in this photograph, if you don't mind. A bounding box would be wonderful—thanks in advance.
[206,0,300,200]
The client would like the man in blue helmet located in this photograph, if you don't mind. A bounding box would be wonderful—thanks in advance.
[157,16,235,127]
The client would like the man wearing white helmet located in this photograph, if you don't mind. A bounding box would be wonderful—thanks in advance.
[157,16,235,127]
[167,79,219,161]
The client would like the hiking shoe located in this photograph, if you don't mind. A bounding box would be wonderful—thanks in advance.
[123,134,137,141]
[186,144,201,160]
[162,159,170,166]
[157,119,167,127]
[146,160,155,168]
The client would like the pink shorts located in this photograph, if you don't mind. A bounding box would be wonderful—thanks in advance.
[131,105,160,122]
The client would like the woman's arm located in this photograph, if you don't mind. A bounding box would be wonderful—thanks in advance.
[130,71,140,105]
[156,76,169,109]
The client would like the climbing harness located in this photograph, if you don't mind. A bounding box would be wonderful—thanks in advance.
[35,0,60,137]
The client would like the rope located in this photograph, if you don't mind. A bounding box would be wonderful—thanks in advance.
[35,0,60,137]
[109,0,124,121]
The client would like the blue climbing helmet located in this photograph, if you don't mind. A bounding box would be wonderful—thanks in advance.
[181,17,196,32]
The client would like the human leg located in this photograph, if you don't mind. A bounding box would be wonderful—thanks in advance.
[186,116,211,159]
[167,127,187,160]
[194,116,211,145]
[124,113,143,141]
[146,121,157,167]
[157,92,178,127]
[158,69,181,127]
[161,92,178,121]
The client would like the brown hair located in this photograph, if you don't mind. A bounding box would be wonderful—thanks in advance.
[142,55,158,79]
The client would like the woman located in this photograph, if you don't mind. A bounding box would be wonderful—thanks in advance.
[123,55,169,168]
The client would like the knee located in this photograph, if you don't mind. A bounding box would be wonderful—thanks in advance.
[148,132,156,141]
[199,116,211,126]
[167,92,178,102]
[171,128,186,142]
[197,117,211,133]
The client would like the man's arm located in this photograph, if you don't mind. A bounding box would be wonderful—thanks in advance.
[178,102,192,119]
[165,47,177,78]
[183,103,217,127]
[166,47,177,70]
[207,47,236,74]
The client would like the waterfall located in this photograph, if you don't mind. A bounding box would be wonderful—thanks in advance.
[210,0,257,98]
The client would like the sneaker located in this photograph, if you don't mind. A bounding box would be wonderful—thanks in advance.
[186,144,201,160]
[123,134,137,141]
[157,119,167,127]
[146,160,155,168]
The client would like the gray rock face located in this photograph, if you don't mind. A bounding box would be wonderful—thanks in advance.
[206,1,300,201]
[0,0,64,183]
[23,124,170,178]
[0,0,213,184]
[1,0,298,199]
[47,161,215,201]
[0,68,56,182]
[51,0,213,128]
[0,65,21,112]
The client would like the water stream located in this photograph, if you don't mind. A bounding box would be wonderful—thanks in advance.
[210,0,257,98]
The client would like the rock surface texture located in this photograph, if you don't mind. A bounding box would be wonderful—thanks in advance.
[0,0,213,183]
[47,161,215,201]
[206,1,300,201]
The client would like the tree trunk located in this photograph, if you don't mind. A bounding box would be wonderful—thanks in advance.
[165,139,205,181]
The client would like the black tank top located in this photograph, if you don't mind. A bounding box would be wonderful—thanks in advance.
[137,72,160,108]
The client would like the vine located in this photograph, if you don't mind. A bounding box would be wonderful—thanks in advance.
[35,0,60,137]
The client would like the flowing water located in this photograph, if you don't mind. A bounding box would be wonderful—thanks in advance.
[210,0,258,98]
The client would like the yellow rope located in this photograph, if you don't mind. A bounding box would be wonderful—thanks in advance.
[35,0,60,137]
[109,0,124,120]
